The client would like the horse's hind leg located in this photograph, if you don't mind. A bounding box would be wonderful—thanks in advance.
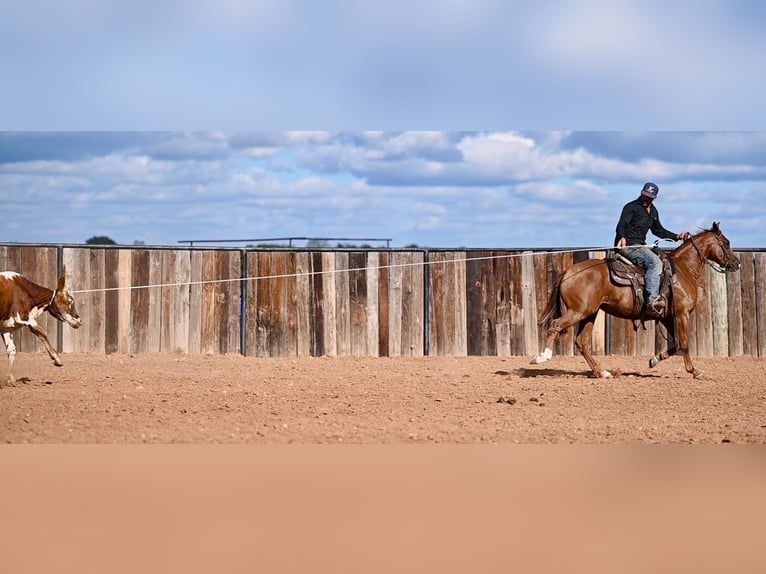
[574,313,612,378]
[531,309,588,364]
[649,317,676,369]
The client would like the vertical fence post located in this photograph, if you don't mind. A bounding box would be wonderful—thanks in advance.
[423,249,430,356]
[56,244,64,353]
[240,249,248,356]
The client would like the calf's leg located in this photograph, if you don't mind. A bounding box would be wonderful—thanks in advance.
[27,324,63,367]
[2,331,17,385]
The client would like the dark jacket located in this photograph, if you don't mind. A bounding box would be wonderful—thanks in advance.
[614,198,678,246]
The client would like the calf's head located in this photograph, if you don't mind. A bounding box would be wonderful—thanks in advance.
[49,272,82,329]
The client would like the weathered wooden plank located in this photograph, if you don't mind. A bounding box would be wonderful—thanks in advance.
[400,252,415,357]
[104,249,120,354]
[465,252,486,356]
[160,250,177,354]
[508,252,525,355]
[366,252,380,357]
[738,252,757,356]
[428,252,446,356]
[187,250,204,355]
[216,251,237,355]
[438,252,460,356]
[709,265,729,356]
[88,249,106,353]
[244,252,258,357]
[146,250,163,352]
[388,252,403,356]
[494,253,511,357]
[409,251,425,357]
[252,252,271,358]
[377,252,389,357]
[279,252,296,357]
[215,252,229,354]
[173,251,192,354]
[199,251,218,354]
[130,250,150,354]
[726,253,744,357]
[117,250,132,354]
[466,251,495,356]
[310,252,325,357]
[295,252,312,357]
[321,252,337,357]
[400,251,413,357]
[349,252,368,357]
[520,251,539,358]
[72,249,92,353]
[334,252,350,356]
[755,253,766,358]
[484,251,498,356]
[608,317,629,357]
[452,252,468,357]
[264,251,283,358]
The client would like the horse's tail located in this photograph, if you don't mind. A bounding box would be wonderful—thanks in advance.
[539,273,564,329]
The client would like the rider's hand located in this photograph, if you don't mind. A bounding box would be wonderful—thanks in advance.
[677,231,691,241]
[616,237,626,250]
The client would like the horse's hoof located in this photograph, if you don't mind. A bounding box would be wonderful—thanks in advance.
[601,370,613,378]
[649,356,659,369]
[694,372,705,380]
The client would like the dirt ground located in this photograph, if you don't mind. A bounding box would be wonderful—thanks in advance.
[1,351,765,443]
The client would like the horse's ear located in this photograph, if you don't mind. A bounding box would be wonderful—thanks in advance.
[713,221,721,233]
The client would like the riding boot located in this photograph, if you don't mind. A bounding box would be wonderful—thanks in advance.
[646,295,666,319]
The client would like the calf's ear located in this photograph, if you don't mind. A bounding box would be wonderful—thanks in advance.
[57,270,67,292]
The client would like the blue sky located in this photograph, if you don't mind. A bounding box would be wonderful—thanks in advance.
[2,2,765,248]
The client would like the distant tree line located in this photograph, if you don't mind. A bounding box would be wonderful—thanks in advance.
[85,236,417,249]
[84,236,145,246]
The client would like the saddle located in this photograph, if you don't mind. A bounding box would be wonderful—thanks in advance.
[606,249,673,324]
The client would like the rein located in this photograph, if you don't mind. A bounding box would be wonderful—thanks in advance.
[687,234,729,274]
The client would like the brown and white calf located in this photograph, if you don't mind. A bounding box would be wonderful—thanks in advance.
[0,271,82,386]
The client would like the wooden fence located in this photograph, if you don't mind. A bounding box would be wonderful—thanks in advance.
[1,244,764,358]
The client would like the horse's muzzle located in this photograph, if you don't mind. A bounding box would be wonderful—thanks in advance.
[726,259,741,272]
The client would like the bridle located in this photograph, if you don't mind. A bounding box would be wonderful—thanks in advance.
[688,233,735,274]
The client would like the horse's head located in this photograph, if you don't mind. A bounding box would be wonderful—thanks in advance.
[695,222,740,273]
[48,270,82,329]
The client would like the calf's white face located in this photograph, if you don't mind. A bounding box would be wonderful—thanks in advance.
[51,286,82,329]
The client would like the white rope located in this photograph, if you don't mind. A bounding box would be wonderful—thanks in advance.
[68,246,616,295]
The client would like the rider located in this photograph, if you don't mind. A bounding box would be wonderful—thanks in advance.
[614,182,691,316]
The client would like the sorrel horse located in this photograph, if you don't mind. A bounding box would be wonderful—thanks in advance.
[530,222,740,379]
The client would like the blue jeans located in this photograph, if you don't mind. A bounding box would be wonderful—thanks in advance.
[622,245,662,301]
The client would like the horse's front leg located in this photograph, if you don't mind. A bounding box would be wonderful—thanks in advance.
[651,313,703,379]
[575,314,612,378]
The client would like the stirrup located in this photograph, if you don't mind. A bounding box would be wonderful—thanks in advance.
[647,296,665,316]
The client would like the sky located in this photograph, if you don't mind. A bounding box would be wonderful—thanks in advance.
[1,131,765,249]
[2,1,765,249]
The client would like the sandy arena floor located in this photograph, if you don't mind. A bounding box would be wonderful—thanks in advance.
[1,352,765,443]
